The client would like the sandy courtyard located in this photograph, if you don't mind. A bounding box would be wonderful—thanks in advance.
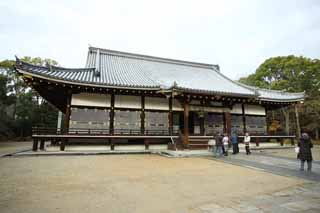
[0,154,304,213]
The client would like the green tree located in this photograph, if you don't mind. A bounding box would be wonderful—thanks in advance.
[0,57,59,140]
[239,55,320,139]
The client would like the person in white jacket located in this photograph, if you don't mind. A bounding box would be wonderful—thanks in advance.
[222,133,229,156]
[244,132,251,155]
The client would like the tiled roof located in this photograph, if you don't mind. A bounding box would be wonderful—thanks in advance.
[15,47,305,102]
[84,47,256,96]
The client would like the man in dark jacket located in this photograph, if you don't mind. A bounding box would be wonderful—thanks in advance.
[298,132,313,171]
[231,132,239,154]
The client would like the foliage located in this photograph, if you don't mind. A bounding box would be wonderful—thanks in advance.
[0,57,58,140]
[239,55,320,138]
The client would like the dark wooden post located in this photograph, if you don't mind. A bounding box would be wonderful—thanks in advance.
[255,137,260,147]
[110,140,115,150]
[242,103,246,134]
[145,139,149,150]
[183,97,189,148]
[169,97,173,135]
[110,93,115,135]
[224,111,231,136]
[141,96,145,135]
[200,115,205,135]
[295,104,301,139]
[39,140,45,150]
[32,139,39,151]
[61,92,71,151]
[291,137,295,146]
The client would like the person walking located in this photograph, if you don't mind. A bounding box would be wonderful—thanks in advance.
[244,132,251,155]
[231,132,239,154]
[222,133,229,156]
[298,132,313,171]
[214,132,223,157]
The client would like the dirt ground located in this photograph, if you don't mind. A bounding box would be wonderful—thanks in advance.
[0,154,303,213]
[263,146,320,161]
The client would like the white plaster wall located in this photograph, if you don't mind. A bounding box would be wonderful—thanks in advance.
[115,95,141,109]
[71,93,111,107]
[244,104,266,115]
[145,97,169,110]
[230,104,242,114]
[190,105,224,113]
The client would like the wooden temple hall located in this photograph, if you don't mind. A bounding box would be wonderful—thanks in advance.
[15,47,305,151]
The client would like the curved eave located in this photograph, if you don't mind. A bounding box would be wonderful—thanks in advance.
[258,97,305,103]
[16,68,161,91]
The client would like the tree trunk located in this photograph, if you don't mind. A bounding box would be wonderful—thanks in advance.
[315,127,319,140]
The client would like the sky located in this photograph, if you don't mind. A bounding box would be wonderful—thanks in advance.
[1,0,320,80]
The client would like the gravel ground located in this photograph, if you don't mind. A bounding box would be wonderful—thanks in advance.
[0,154,303,213]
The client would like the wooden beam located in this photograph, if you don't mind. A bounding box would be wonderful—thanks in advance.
[183,97,189,147]
[109,93,115,135]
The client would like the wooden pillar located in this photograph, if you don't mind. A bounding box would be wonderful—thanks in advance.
[281,106,290,135]
[200,116,205,135]
[242,103,247,134]
[61,92,71,151]
[224,111,231,136]
[110,140,115,150]
[183,97,189,147]
[39,140,45,150]
[144,139,149,150]
[109,93,115,135]
[32,138,39,151]
[295,104,301,138]
[141,96,145,135]
[169,97,173,135]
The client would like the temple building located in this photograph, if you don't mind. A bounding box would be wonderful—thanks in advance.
[15,47,305,150]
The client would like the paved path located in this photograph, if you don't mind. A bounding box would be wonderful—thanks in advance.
[210,153,320,182]
[196,153,320,212]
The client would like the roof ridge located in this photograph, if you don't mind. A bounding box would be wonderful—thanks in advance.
[89,46,218,69]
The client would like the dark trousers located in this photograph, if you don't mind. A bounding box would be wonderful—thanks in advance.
[232,143,239,154]
[245,145,251,155]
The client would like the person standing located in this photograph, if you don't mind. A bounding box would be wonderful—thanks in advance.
[214,132,223,157]
[298,133,313,171]
[231,132,239,154]
[222,133,229,156]
[244,132,251,155]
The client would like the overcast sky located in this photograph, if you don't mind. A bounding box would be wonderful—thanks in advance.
[1,0,319,79]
